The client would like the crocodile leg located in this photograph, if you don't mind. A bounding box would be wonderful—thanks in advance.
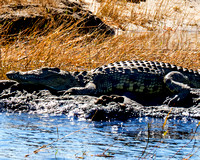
[164,71,191,106]
[65,82,96,95]
[190,88,200,104]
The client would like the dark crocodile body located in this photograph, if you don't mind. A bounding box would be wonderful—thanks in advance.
[66,61,200,96]
[6,60,200,105]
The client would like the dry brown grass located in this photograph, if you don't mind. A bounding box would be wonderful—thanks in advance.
[96,0,200,30]
[0,0,199,80]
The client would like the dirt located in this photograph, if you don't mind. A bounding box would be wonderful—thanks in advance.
[0,0,114,38]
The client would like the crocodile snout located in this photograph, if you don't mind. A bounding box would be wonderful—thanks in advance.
[6,71,20,80]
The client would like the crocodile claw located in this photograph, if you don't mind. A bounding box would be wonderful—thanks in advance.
[164,95,179,106]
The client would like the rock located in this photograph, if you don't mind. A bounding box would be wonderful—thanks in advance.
[95,95,124,105]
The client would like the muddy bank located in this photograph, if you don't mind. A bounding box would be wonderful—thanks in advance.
[0,80,199,121]
[0,0,114,38]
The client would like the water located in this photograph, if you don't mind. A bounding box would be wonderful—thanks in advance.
[0,113,199,160]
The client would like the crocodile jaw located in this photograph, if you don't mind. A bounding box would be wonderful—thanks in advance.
[7,70,42,83]
[6,68,77,90]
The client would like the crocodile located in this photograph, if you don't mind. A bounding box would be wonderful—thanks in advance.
[6,60,200,105]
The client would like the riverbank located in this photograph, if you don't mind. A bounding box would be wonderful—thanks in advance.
[0,80,199,120]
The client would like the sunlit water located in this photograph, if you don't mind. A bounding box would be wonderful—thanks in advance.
[0,113,199,160]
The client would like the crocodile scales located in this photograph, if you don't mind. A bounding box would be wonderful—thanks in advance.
[6,60,200,105]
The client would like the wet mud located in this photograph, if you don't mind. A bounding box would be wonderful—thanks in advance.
[0,80,199,121]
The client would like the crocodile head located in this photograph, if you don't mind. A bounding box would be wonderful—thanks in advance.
[6,67,79,91]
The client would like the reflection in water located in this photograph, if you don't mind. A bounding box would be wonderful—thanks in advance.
[0,113,199,160]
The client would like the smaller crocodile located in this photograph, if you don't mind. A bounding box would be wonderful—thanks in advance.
[6,60,200,106]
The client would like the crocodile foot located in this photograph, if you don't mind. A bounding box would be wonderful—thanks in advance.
[190,88,200,105]
[164,89,199,107]
[164,95,181,107]
[193,98,200,104]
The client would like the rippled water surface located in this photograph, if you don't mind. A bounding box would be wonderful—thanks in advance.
[0,113,199,160]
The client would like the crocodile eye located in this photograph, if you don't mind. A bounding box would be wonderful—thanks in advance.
[51,68,60,72]
[41,68,49,72]
[42,67,60,73]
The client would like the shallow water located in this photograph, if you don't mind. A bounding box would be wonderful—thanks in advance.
[0,113,199,160]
